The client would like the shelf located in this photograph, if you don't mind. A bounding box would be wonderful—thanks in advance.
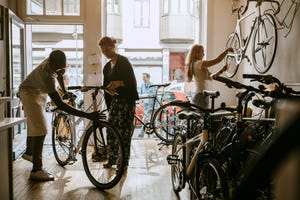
[0,117,27,131]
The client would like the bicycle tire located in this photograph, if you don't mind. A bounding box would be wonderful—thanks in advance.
[81,120,125,190]
[252,13,277,74]
[224,32,241,78]
[193,157,230,200]
[52,113,73,166]
[171,133,186,192]
[151,101,201,144]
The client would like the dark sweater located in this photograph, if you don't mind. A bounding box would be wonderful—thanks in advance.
[103,54,139,109]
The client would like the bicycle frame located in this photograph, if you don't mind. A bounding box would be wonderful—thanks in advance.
[228,7,261,64]
[135,83,169,132]
[52,89,104,155]
[270,0,300,37]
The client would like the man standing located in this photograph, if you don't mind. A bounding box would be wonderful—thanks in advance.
[19,50,101,181]
[138,73,155,137]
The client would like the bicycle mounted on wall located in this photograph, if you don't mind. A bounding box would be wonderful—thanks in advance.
[225,0,280,78]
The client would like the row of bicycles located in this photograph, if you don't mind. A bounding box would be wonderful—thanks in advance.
[48,72,299,197]
[158,74,300,199]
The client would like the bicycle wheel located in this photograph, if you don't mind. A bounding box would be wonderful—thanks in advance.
[224,32,241,78]
[52,113,73,166]
[193,157,229,200]
[81,120,125,189]
[152,101,200,144]
[252,13,277,74]
[170,133,186,192]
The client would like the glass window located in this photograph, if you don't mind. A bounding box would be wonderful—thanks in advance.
[45,0,62,15]
[27,0,43,15]
[163,0,169,15]
[163,0,196,15]
[29,24,84,87]
[134,0,150,28]
[107,0,120,15]
[26,0,80,16]
[64,0,80,16]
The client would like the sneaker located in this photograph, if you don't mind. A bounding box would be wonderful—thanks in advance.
[22,153,33,163]
[30,169,54,181]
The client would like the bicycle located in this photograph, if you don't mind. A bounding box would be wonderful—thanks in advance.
[225,0,279,77]
[166,93,236,199]
[269,0,300,37]
[229,75,300,199]
[134,83,173,143]
[51,86,126,190]
[213,74,300,199]
[151,90,221,146]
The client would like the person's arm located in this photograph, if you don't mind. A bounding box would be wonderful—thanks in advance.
[211,64,228,78]
[202,48,233,68]
[56,73,67,94]
[49,91,101,120]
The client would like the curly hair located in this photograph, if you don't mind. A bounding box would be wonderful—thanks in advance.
[49,50,66,68]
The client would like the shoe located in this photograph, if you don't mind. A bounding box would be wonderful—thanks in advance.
[22,153,33,163]
[92,152,108,162]
[30,169,54,181]
[103,160,117,168]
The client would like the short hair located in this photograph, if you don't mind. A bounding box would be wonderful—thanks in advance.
[49,50,66,68]
[143,73,150,78]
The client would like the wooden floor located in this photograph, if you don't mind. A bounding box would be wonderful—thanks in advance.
[13,134,190,200]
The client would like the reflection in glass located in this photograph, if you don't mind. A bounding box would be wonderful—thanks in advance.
[11,23,23,98]
[64,0,80,16]
[46,0,62,15]
[27,0,43,15]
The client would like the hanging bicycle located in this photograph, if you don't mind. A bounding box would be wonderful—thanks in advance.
[225,0,279,77]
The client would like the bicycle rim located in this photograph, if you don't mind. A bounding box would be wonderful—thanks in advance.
[81,121,125,190]
[194,158,229,200]
[224,32,241,78]
[252,13,277,74]
[152,101,193,144]
[171,133,186,192]
[52,114,72,166]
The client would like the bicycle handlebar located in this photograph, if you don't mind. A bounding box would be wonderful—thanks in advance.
[68,86,106,91]
[243,74,300,96]
[243,74,281,85]
[213,75,269,96]
[149,83,171,88]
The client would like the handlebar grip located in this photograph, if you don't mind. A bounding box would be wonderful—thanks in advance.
[243,74,262,79]
[213,76,245,89]
[68,86,82,90]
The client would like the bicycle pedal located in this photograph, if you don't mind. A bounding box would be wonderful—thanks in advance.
[67,157,77,165]
[167,154,179,165]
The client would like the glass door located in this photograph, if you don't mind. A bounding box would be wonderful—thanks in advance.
[8,10,25,134]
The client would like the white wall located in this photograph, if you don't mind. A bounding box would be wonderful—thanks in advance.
[205,0,300,107]
[205,0,237,106]
[237,2,300,85]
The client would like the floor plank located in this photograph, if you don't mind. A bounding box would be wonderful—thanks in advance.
[13,137,190,200]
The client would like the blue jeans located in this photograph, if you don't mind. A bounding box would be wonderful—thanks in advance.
[192,92,209,109]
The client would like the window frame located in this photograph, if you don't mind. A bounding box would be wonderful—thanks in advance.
[19,0,84,23]
[133,0,150,28]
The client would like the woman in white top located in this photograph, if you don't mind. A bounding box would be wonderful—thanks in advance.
[186,44,233,108]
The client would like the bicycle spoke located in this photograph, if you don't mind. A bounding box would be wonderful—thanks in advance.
[252,14,277,74]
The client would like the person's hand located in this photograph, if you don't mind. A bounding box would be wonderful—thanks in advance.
[106,81,124,94]
[86,111,106,121]
[222,64,229,72]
